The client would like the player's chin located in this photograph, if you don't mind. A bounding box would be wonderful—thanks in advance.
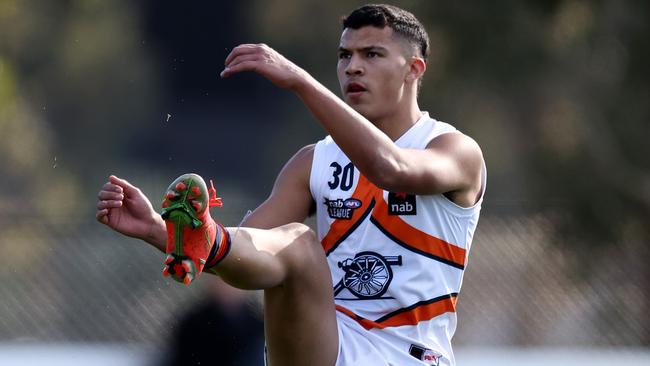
[351,105,377,121]
[345,96,369,110]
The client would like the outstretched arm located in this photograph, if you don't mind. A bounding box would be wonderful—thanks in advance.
[220,44,483,201]
[220,44,391,189]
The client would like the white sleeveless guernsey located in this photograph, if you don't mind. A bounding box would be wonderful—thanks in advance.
[309,112,485,366]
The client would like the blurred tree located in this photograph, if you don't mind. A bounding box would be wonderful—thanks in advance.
[0,0,160,221]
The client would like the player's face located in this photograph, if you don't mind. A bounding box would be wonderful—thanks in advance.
[337,26,413,121]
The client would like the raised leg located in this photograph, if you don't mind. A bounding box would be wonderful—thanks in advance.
[160,174,339,365]
[213,224,339,366]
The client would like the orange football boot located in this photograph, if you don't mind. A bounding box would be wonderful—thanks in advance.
[160,173,230,285]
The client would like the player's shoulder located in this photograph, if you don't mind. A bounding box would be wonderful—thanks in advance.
[294,143,315,160]
[275,144,316,186]
[427,131,484,167]
[428,130,481,150]
[284,144,316,171]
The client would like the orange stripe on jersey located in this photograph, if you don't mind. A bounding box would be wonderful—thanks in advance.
[336,293,458,330]
[321,174,381,254]
[375,293,458,327]
[336,305,384,330]
[371,198,466,269]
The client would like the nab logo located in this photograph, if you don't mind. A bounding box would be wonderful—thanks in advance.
[324,198,362,220]
[387,192,417,215]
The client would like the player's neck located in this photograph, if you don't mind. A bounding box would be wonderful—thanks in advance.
[373,101,423,141]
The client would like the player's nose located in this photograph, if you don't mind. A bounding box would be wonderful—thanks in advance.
[345,55,364,76]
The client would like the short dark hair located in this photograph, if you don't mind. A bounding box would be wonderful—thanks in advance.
[342,4,430,62]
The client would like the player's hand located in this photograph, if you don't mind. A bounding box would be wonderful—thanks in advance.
[96,175,165,247]
[220,43,309,90]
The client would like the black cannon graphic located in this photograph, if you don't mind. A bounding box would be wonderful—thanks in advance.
[333,251,403,299]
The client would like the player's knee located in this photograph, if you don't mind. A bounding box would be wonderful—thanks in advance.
[277,223,324,276]
[279,222,314,240]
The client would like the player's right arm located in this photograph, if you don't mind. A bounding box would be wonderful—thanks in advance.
[239,144,315,229]
[96,175,167,252]
[96,145,317,287]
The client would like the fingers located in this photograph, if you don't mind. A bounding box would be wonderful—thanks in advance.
[97,177,126,224]
[225,53,262,69]
[101,181,122,194]
[224,43,266,65]
[98,189,123,201]
[109,175,139,196]
[222,52,261,78]
[97,179,125,210]
[221,60,259,78]
[97,199,122,210]
[96,200,121,227]
[96,208,109,224]
[222,44,273,78]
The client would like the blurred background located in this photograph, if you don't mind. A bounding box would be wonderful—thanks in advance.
[0,0,648,365]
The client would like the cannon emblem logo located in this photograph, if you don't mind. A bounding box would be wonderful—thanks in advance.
[333,251,403,299]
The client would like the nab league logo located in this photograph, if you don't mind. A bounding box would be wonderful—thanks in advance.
[388,192,417,215]
[324,197,362,220]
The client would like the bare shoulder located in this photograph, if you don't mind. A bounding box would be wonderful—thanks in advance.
[426,132,484,171]
[273,143,316,189]
[426,132,484,205]
[243,144,316,228]
[292,143,315,162]
[283,144,315,178]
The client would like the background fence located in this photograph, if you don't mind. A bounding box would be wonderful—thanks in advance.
[1,213,647,353]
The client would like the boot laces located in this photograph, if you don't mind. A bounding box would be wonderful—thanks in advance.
[208,179,223,207]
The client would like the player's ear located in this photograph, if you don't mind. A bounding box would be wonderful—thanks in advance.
[405,56,426,85]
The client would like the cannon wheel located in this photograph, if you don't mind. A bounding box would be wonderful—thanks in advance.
[342,251,393,299]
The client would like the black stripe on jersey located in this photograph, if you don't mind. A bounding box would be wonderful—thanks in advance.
[369,217,465,270]
[335,296,396,301]
[374,293,459,323]
[326,197,376,256]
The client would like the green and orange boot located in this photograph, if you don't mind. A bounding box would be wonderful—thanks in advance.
[160,173,230,285]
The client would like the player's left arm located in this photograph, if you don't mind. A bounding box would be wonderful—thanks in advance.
[220,45,394,188]
[394,133,484,204]
[220,44,484,199]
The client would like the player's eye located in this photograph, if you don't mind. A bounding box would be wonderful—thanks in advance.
[367,51,379,58]
[338,52,351,59]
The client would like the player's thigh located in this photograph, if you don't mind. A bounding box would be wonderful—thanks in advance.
[264,223,339,366]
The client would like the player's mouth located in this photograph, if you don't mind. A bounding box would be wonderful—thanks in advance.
[345,82,367,97]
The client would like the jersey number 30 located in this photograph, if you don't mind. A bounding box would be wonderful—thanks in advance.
[328,162,355,191]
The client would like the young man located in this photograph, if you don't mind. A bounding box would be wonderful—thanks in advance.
[96,4,485,366]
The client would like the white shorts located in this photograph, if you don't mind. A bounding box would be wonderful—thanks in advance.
[334,311,452,366]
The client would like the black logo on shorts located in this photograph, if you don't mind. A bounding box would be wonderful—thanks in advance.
[324,197,362,220]
[388,192,417,215]
[409,344,442,365]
